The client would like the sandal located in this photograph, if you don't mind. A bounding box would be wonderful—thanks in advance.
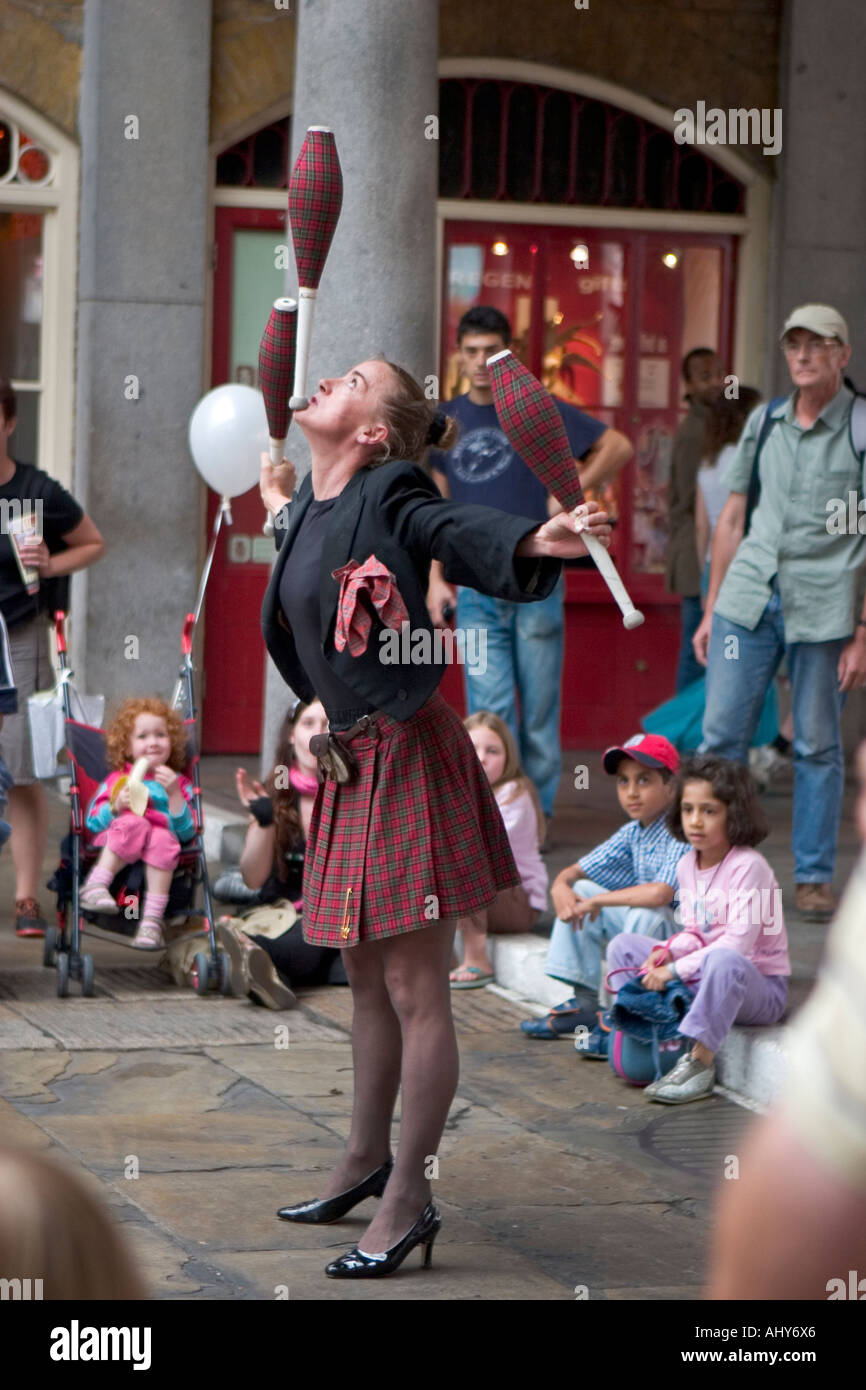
[449,964,495,990]
[80,882,120,915]
[131,920,165,951]
[520,996,600,1039]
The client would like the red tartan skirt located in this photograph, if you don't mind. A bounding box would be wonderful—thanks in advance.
[301,691,520,947]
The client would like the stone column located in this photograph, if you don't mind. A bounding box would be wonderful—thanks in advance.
[768,0,866,391]
[261,0,440,768]
[768,0,866,751]
[71,0,212,702]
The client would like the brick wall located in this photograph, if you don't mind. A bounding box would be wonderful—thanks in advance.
[0,0,784,160]
[0,0,83,135]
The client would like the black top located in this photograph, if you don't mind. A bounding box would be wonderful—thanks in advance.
[0,462,84,627]
[262,460,562,723]
[278,496,376,729]
[259,842,306,906]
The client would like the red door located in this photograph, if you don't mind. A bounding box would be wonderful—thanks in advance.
[439,221,736,745]
[202,207,288,753]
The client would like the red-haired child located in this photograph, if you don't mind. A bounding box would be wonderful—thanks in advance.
[80,697,195,949]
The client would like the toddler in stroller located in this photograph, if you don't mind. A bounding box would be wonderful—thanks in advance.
[79,697,195,949]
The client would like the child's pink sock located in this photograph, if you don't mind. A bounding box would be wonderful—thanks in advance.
[141,892,169,923]
[87,865,114,889]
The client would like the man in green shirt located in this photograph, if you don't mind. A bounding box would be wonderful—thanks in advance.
[693,305,866,921]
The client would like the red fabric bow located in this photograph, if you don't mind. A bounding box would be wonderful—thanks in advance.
[332,556,410,656]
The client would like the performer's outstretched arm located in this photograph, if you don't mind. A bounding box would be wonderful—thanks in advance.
[382,463,608,603]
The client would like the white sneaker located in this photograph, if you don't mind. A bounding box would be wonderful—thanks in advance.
[648,1052,716,1104]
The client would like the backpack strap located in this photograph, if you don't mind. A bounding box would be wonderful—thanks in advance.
[849,394,866,460]
[744,395,787,535]
[746,392,866,530]
[603,930,708,992]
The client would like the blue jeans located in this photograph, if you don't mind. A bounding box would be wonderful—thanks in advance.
[545,878,678,994]
[676,594,704,693]
[701,587,846,882]
[457,575,565,816]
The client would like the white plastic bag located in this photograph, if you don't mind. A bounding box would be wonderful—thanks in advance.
[27,672,105,780]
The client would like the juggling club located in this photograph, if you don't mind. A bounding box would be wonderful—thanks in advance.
[258,296,298,536]
[486,348,645,629]
[287,126,343,411]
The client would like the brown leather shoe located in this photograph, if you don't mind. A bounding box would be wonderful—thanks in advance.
[795,883,837,921]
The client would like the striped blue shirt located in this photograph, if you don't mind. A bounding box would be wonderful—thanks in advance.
[579,813,688,906]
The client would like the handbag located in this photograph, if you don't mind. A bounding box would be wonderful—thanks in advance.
[233,900,298,939]
[603,936,700,1086]
[608,1015,689,1087]
[27,669,105,780]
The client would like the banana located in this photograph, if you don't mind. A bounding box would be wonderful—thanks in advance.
[110,756,152,817]
[127,757,151,816]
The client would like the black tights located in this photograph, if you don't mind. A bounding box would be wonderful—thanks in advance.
[320,919,459,1238]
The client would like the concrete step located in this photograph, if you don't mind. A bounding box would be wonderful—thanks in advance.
[200,805,802,1112]
[482,931,793,1111]
[200,802,247,864]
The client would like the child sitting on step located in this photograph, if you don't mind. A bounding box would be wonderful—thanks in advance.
[520,733,687,1038]
[602,755,790,1104]
[450,711,548,989]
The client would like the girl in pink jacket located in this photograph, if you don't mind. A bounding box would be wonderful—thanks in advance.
[605,756,790,1104]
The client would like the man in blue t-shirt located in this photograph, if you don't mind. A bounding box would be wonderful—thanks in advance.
[428,305,632,829]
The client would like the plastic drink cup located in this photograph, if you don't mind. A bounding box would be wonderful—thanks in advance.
[8,511,42,596]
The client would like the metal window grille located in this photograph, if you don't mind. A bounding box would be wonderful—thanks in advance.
[215,81,744,215]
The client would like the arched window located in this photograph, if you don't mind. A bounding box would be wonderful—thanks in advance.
[214,80,744,217]
[216,119,292,189]
[0,93,77,485]
[438,78,744,213]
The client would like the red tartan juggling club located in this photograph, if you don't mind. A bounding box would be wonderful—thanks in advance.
[259,296,298,455]
[487,349,645,630]
[258,296,298,535]
[287,126,343,410]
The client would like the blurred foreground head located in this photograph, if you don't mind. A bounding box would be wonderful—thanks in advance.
[0,1147,146,1299]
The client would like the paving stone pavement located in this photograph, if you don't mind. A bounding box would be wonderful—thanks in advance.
[1,951,756,1299]
[0,762,853,1301]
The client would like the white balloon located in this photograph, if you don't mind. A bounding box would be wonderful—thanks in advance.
[188,384,269,498]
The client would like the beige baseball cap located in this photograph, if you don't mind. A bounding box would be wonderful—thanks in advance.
[780,304,849,344]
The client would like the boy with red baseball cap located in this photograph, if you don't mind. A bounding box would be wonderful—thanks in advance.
[521,734,687,1038]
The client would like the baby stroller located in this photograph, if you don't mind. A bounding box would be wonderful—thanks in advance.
[43,612,231,998]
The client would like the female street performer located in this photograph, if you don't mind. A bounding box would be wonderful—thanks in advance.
[260,357,610,1279]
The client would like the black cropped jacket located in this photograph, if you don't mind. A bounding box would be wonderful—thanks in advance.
[260,459,561,721]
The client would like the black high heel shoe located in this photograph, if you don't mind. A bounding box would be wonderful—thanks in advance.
[325,1200,441,1278]
[276,1158,393,1224]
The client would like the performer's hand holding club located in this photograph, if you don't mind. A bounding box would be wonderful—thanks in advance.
[259,452,296,521]
[516,500,611,561]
